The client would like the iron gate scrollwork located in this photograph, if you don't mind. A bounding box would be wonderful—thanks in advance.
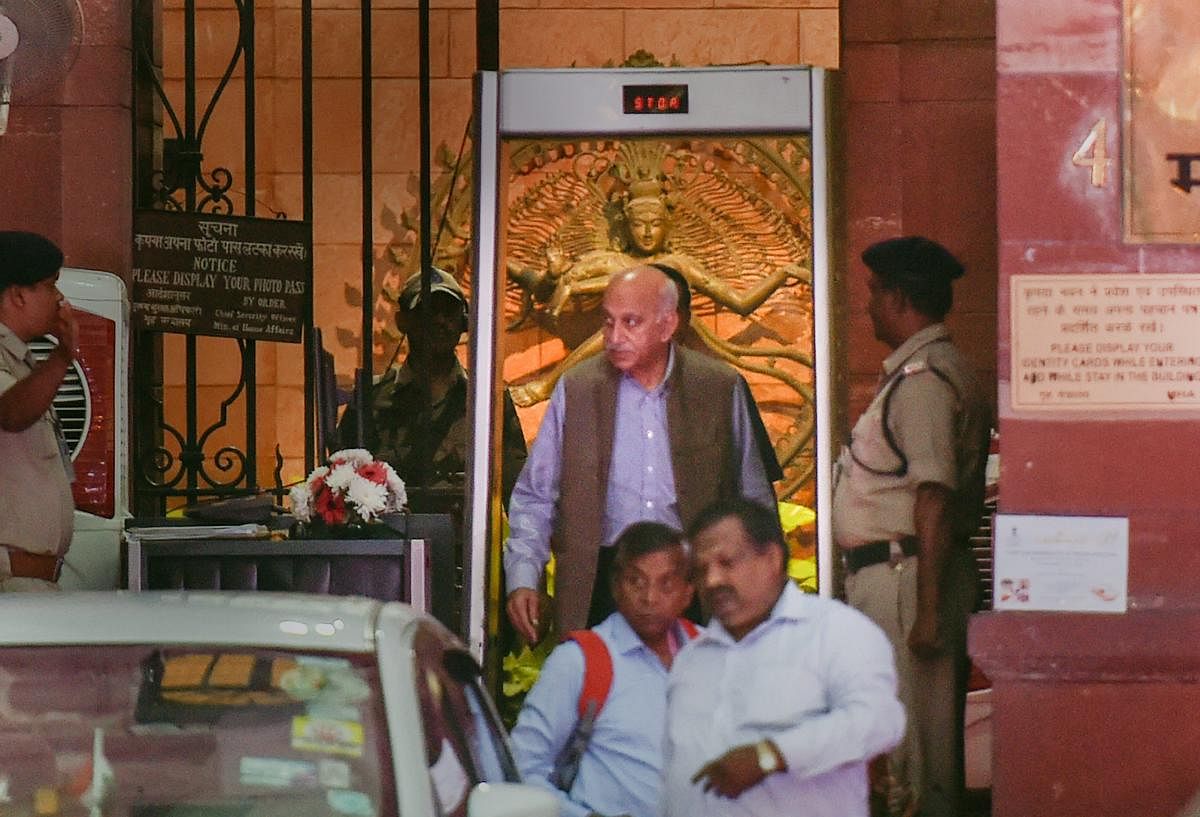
[130,0,315,513]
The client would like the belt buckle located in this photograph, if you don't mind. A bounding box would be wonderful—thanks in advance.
[888,540,906,571]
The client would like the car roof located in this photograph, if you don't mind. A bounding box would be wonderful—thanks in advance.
[0,591,428,652]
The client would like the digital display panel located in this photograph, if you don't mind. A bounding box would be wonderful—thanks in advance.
[622,84,689,115]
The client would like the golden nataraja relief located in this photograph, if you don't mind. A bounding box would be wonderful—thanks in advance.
[502,136,817,502]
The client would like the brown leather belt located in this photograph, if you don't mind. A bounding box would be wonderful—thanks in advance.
[842,536,919,574]
[5,548,63,582]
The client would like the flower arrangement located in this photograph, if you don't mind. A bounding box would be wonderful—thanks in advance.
[289,449,407,527]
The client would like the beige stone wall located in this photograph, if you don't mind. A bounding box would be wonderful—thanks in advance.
[159,0,839,486]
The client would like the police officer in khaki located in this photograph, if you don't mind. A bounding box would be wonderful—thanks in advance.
[0,232,77,591]
[832,236,990,817]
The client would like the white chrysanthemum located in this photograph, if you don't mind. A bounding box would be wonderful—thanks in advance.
[306,465,329,483]
[289,484,312,522]
[330,448,373,468]
[383,464,407,510]
[347,475,388,521]
[324,462,357,492]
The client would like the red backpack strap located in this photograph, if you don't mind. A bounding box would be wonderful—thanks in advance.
[565,630,613,720]
[678,618,700,641]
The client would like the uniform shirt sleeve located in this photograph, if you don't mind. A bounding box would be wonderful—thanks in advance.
[0,348,21,395]
[887,371,959,489]
[510,641,592,817]
[503,379,566,592]
[730,380,778,510]
[770,605,906,780]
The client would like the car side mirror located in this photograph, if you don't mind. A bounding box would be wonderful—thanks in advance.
[467,782,559,817]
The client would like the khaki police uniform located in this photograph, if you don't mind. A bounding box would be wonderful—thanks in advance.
[0,322,74,591]
[833,323,990,817]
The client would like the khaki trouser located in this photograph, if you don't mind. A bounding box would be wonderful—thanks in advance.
[845,547,977,817]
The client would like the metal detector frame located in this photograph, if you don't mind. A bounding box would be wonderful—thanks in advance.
[466,66,833,660]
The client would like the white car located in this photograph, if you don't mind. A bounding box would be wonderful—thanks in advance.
[0,592,559,817]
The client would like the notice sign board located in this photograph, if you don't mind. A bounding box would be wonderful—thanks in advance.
[132,211,310,342]
[993,514,1127,613]
[1011,274,1200,409]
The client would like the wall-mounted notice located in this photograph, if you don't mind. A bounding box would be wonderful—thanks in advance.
[1124,0,1200,242]
[132,210,311,343]
[993,514,1127,613]
[1011,274,1200,409]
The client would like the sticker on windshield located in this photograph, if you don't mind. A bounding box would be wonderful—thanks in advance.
[240,757,319,788]
[326,789,375,817]
[292,716,364,757]
[280,659,370,706]
[318,759,351,789]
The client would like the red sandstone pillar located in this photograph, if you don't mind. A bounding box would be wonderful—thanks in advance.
[974,1,1200,814]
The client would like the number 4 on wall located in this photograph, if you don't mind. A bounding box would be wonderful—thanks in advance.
[1072,119,1110,188]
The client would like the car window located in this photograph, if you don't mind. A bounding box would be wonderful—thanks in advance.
[411,625,518,817]
[0,646,397,817]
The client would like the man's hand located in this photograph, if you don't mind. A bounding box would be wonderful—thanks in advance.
[51,300,78,362]
[907,607,942,659]
[691,743,778,799]
[506,587,542,644]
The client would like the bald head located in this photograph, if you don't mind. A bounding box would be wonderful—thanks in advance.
[602,265,679,389]
[609,265,679,315]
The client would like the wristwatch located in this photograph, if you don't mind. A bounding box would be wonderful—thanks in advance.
[755,739,780,775]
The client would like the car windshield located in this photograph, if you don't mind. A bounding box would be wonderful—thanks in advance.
[0,645,396,817]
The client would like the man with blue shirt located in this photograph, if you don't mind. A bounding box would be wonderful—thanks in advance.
[664,498,905,817]
[504,264,776,642]
[512,521,696,817]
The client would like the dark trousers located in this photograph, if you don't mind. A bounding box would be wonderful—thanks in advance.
[585,545,618,628]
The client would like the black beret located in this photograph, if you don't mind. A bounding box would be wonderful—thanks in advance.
[0,231,64,290]
[862,236,964,286]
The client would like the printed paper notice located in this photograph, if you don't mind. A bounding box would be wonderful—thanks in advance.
[1011,274,1200,409]
[993,514,1127,613]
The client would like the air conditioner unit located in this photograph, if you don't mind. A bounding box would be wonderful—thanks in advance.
[28,268,129,589]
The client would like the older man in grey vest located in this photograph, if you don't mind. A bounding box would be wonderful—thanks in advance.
[504,264,777,643]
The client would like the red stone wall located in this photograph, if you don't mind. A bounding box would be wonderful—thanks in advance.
[994,0,1200,604]
[839,0,997,424]
[974,1,1200,815]
[0,0,133,275]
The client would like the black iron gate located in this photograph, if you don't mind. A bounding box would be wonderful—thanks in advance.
[130,0,319,513]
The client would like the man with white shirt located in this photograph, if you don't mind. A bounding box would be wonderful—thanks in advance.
[504,265,776,643]
[664,498,905,817]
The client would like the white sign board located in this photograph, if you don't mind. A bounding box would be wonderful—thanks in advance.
[1011,274,1200,409]
[993,514,1128,613]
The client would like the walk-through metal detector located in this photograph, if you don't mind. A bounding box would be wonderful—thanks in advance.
[465,66,833,661]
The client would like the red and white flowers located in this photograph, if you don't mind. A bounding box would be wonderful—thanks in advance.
[289,449,407,526]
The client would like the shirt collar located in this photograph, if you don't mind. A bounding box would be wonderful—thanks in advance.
[0,320,29,361]
[606,610,694,657]
[618,343,677,397]
[882,323,949,377]
[695,580,808,646]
